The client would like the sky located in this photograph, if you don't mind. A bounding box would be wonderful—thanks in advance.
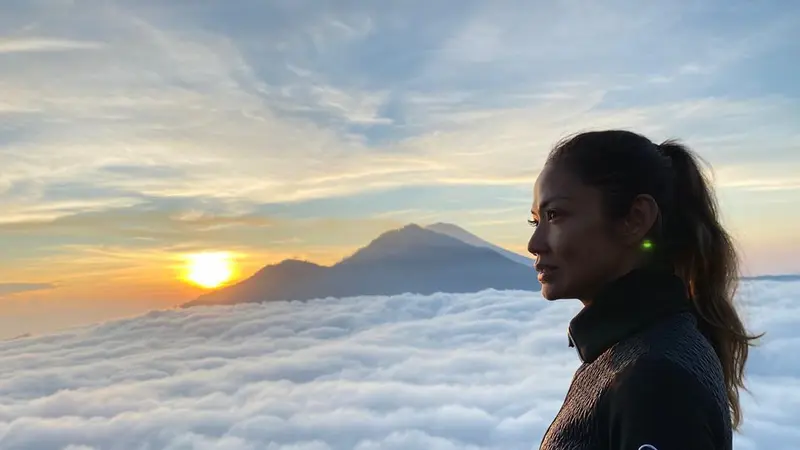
[2,0,800,336]
[1,280,798,449]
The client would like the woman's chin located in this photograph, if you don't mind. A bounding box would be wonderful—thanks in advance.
[540,283,562,301]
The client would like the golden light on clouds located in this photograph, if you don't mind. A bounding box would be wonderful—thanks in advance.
[182,252,236,289]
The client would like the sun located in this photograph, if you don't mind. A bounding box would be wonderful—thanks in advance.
[183,252,235,289]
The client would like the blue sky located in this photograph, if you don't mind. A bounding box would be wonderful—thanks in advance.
[1,0,799,335]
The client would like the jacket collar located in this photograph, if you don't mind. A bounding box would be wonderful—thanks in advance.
[567,267,691,363]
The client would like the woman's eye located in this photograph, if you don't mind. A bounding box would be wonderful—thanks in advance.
[529,210,559,228]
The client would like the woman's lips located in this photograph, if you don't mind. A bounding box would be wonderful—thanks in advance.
[536,265,557,283]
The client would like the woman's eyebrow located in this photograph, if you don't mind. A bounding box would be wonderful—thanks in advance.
[531,195,571,214]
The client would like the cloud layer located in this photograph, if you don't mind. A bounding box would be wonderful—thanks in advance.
[1,280,797,449]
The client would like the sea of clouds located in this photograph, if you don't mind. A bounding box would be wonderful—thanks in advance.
[1,280,798,449]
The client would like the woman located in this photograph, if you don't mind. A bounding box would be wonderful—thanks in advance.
[528,130,762,450]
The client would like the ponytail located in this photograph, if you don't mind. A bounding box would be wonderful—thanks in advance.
[658,139,763,430]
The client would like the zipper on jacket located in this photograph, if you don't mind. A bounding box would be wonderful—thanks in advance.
[567,326,585,363]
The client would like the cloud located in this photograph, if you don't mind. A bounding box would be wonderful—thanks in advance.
[719,178,800,192]
[0,38,104,54]
[0,280,796,448]
[0,37,103,54]
[2,0,798,223]
[0,283,55,296]
[0,0,798,277]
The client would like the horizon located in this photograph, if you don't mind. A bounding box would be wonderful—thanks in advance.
[3,220,797,341]
[149,220,800,275]
[3,0,800,338]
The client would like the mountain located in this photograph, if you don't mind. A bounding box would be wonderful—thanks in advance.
[184,259,328,307]
[425,222,532,267]
[183,223,539,307]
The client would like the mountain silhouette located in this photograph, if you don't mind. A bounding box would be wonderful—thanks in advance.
[183,223,539,307]
[425,222,532,267]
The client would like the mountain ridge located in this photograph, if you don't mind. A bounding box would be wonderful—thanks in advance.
[183,223,538,307]
[425,222,532,267]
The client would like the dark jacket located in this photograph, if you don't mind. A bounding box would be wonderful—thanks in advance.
[539,268,732,450]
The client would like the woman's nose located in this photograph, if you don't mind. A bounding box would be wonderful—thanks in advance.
[527,226,547,258]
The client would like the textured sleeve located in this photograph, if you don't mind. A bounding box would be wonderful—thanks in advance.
[605,357,727,450]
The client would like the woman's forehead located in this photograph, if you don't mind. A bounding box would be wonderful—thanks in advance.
[534,167,581,201]
[532,167,603,215]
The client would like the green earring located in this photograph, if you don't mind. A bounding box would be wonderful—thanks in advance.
[641,239,654,251]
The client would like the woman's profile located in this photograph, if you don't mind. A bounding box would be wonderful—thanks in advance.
[529,130,762,450]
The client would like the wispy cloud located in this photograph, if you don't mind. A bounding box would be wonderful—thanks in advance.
[0,283,55,296]
[3,2,797,207]
[719,178,800,192]
[0,38,104,54]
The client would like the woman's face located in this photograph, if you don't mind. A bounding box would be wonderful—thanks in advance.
[527,164,631,303]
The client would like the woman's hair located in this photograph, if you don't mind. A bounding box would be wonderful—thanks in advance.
[546,129,762,430]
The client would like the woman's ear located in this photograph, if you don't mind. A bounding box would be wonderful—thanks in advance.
[620,194,660,246]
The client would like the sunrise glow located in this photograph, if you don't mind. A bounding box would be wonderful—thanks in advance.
[183,252,235,289]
